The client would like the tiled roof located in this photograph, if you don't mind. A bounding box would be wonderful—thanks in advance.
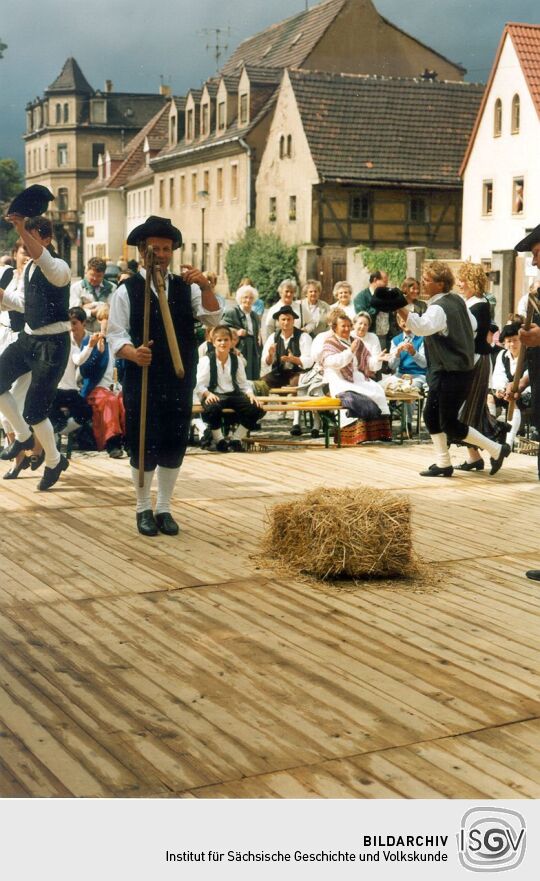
[460,23,540,174]
[221,0,348,74]
[289,69,484,186]
[47,58,93,94]
[103,94,168,129]
[83,102,170,193]
[506,23,540,116]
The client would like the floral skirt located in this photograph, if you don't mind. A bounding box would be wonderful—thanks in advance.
[337,415,392,445]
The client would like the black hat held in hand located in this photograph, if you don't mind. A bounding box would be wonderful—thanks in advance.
[8,185,55,217]
[274,305,297,319]
[514,224,540,252]
[371,286,408,313]
[127,215,182,250]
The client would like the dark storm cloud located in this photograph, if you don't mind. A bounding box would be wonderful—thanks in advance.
[1,0,538,165]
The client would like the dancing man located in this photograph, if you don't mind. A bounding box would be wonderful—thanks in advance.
[108,215,222,536]
[396,261,510,477]
[0,213,71,490]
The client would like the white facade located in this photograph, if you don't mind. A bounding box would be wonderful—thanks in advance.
[83,191,125,263]
[461,34,540,263]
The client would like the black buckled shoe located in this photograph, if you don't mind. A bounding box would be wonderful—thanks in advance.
[419,463,453,477]
[136,509,158,536]
[30,450,45,471]
[215,438,229,452]
[456,459,484,472]
[3,457,31,479]
[489,442,511,476]
[155,512,180,536]
[37,455,69,491]
[228,439,243,452]
[0,434,34,461]
[526,570,540,581]
[290,425,302,436]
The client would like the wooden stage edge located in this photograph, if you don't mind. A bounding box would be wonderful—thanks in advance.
[1,443,540,799]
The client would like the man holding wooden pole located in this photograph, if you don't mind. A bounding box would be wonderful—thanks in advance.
[108,216,221,536]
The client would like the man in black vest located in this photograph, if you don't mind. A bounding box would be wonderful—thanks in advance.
[260,305,313,389]
[0,214,71,490]
[396,261,510,477]
[107,216,222,536]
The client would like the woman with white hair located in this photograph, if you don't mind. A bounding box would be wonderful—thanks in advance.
[331,281,356,321]
[223,284,262,380]
[263,278,300,342]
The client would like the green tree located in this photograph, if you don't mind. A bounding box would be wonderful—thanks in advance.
[0,158,23,251]
[0,39,7,59]
[226,230,298,304]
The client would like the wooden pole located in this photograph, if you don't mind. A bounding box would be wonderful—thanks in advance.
[152,263,185,379]
[138,246,154,487]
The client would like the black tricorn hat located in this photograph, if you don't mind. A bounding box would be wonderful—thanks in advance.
[8,185,55,217]
[499,321,522,341]
[371,286,408,313]
[274,304,297,319]
[126,215,182,250]
[515,224,540,252]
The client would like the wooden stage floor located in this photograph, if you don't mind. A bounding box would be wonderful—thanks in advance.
[1,442,540,799]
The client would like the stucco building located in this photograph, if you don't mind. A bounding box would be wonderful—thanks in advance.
[24,58,168,271]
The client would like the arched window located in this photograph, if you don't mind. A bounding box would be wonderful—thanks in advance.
[286,134,292,157]
[279,135,285,159]
[55,103,61,124]
[511,94,520,134]
[63,103,69,123]
[493,98,502,137]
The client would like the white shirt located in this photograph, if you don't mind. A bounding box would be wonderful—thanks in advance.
[107,268,222,358]
[69,278,116,309]
[261,330,314,372]
[57,340,81,391]
[263,301,301,341]
[388,333,427,372]
[1,248,71,335]
[491,348,528,394]
[406,292,477,338]
[196,353,252,398]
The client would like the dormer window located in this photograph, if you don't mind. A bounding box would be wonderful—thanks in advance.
[169,116,176,145]
[186,108,194,140]
[511,94,520,134]
[239,93,248,126]
[493,99,502,137]
[90,99,107,124]
[217,101,225,132]
[201,103,209,137]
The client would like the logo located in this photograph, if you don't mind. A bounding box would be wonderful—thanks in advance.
[458,807,526,872]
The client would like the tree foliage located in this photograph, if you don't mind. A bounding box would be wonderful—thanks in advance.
[0,158,23,252]
[0,38,7,60]
[356,246,408,286]
[225,230,298,304]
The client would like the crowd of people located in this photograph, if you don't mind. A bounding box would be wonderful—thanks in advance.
[1,195,540,542]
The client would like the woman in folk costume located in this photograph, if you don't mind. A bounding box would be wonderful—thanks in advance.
[222,284,262,380]
[455,262,502,472]
[73,304,125,458]
[321,311,391,444]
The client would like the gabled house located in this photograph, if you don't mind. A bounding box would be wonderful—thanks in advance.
[151,67,281,280]
[81,102,171,263]
[460,23,540,294]
[256,69,483,295]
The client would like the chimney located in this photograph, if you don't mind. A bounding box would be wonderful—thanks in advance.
[160,83,171,97]
[105,79,113,93]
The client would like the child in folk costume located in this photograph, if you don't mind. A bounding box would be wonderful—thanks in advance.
[321,311,391,444]
[196,325,264,451]
[490,322,530,450]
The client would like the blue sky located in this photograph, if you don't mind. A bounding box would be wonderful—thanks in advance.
[1,0,538,168]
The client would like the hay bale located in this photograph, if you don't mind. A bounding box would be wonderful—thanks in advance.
[262,487,412,580]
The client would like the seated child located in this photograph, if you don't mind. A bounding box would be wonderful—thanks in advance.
[195,325,264,452]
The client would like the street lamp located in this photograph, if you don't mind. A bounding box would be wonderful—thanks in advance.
[197,189,209,271]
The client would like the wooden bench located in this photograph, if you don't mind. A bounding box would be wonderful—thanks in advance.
[192,388,424,450]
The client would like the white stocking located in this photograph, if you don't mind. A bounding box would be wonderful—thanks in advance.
[431,432,451,468]
[156,466,179,514]
[32,418,60,468]
[131,466,155,513]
